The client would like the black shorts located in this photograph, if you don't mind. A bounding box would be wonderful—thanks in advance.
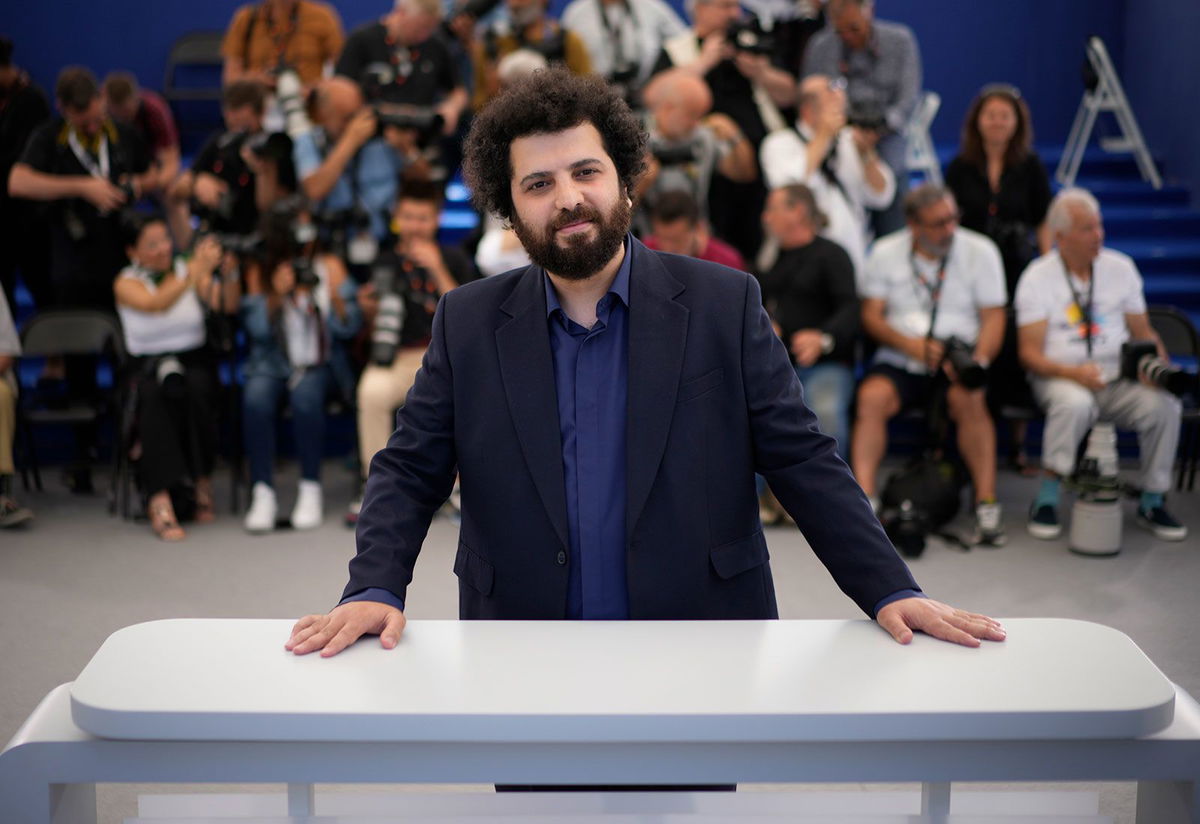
[865,362,947,413]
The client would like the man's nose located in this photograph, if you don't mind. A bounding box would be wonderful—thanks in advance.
[554,176,584,212]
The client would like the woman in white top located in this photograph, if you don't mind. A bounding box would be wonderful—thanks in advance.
[114,215,236,541]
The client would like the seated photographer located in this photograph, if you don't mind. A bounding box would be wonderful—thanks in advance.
[102,72,180,198]
[851,184,1007,546]
[559,0,686,106]
[470,0,592,110]
[166,81,267,249]
[642,190,744,270]
[760,73,894,281]
[241,203,362,534]
[635,68,756,233]
[114,217,237,541]
[759,184,857,458]
[1015,188,1186,542]
[222,0,345,91]
[335,0,468,141]
[294,77,408,254]
[0,286,33,528]
[349,180,480,524]
[802,0,920,236]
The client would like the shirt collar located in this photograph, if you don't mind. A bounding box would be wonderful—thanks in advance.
[544,235,632,318]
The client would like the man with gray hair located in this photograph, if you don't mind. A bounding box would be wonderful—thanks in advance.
[1014,188,1186,541]
[802,0,920,236]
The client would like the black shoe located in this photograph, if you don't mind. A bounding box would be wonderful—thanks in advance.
[1027,503,1061,540]
[1136,506,1188,541]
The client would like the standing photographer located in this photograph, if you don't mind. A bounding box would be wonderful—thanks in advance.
[1015,188,1185,542]
[851,184,1007,546]
[222,0,345,90]
[348,180,479,524]
[114,217,238,541]
[240,203,362,533]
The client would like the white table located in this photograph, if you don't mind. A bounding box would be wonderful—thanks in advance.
[2,618,1199,823]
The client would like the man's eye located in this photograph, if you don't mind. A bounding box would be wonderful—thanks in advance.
[577,168,598,177]
[528,180,548,191]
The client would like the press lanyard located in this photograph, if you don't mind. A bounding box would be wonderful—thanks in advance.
[910,252,948,339]
[1061,256,1095,358]
[67,129,110,181]
[599,0,637,75]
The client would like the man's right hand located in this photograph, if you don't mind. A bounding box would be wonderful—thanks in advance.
[343,108,379,152]
[193,174,228,208]
[1069,362,1106,391]
[286,601,407,657]
[79,177,127,213]
[906,336,944,371]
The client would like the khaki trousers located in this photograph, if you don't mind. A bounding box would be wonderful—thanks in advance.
[356,347,426,474]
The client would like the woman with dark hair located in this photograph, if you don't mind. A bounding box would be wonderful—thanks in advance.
[239,202,361,534]
[945,84,1052,297]
[945,84,1052,474]
[114,215,238,540]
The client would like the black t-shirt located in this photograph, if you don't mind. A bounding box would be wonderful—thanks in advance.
[377,239,479,346]
[0,72,51,209]
[336,22,460,107]
[191,129,260,235]
[757,235,858,366]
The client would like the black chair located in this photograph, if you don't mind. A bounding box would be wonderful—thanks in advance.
[1147,305,1200,491]
[163,31,227,143]
[15,311,130,512]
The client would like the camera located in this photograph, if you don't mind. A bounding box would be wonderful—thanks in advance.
[845,99,887,132]
[941,336,987,389]
[368,254,409,366]
[374,104,445,150]
[880,499,932,559]
[649,137,701,168]
[726,18,774,57]
[879,456,964,558]
[317,206,378,266]
[1120,341,1197,397]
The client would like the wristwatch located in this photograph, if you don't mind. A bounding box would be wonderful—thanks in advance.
[819,332,835,355]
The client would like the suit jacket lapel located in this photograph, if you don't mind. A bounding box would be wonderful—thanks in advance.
[626,240,688,541]
[496,265,570,550]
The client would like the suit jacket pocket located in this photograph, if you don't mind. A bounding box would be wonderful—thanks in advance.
[710,529,770,579]
[676,367,724,403]
[453,541,495,595]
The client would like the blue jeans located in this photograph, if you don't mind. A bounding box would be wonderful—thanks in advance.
[243,368,329,486]
[795,362,854,461]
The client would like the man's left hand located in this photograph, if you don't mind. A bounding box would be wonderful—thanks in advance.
[876,597,1006,648]
[790,329,824,367]
[733,51,768,82]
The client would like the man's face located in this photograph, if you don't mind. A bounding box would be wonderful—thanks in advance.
[832,3,872,51]
[104,95,138,125]
[693,0,741,38]
[762,189,811,244]
[1058,203,1104,264]
[224,104,262,134]
[397,9,442,45]
[508,122,632,281]
[653,100,700,141]
[64,97,104,137]
[507,0,546,28]
[394,198,440,242]
[651,217,700,256]
[909,195,958,259]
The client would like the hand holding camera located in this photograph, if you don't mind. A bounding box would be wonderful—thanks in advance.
[404,237,444,274]
[1070,362,1107,392]
[192,235,224,274]
[343,107,379,152]
[193,174,229,210]
[79,176,126,213]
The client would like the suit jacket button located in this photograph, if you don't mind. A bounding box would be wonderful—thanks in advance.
[556,550,567,566]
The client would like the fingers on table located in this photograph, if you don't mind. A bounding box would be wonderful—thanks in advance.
[285,615,326,649]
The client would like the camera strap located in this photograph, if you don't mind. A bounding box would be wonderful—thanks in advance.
[911,251,948,375]
[67,128,111,181]
[598,0,639,76]
[243,1,301,71]
[792,126,848,204]
[1060,256,1095,358]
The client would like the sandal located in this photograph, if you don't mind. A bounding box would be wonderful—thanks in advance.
[148,497,186,542]
[195,480,216,524]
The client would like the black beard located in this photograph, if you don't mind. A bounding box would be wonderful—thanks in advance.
[511,197,632,281]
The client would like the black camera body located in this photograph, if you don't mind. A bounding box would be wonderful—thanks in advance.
[1121,340,1197,397]
[879,456,965,558]
[373,104,445,149]
[727,18,774,57]
[368,253,414,366]
[941,336,987,389]
[649,137,701,168]
[845,99,888,132]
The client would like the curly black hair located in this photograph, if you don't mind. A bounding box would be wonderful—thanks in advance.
[462,67,647,222]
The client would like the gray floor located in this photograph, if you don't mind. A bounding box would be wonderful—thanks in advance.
[1,460,1198,823]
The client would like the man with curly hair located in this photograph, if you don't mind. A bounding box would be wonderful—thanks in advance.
[287,68,1005,658]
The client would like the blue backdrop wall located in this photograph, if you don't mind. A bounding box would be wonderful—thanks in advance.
[1,0,1195,192]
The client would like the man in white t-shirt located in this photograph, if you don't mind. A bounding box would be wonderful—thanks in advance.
[852,184,1007,545]
[1015,188,1185,541]
[760,73,895,280]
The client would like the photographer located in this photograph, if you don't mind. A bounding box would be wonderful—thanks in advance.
[802,0,921,235]
[222,0,345,91]
[167,81,268,249]
[851,184,1007,546]
[635,68,756,234]
[348,180,479,524]
[1015,188,1186,543]
[293,77,407,256]
[760,73,893,280]
[335,0,468,138]
[114,216,238,541]
[102,72,181,199]
[240,202,362,533]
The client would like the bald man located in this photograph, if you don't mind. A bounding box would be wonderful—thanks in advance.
[635,68,756,235]
[292,76,408,242]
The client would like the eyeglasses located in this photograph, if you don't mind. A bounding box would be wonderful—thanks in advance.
[919,211,960,230]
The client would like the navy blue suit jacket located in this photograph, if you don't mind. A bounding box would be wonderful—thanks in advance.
[348,238,919,619]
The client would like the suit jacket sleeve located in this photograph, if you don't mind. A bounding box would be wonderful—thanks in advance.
[739,274,920,615]
[344,292,458,604]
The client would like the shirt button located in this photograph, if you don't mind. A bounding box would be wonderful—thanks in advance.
[556,551,567,566]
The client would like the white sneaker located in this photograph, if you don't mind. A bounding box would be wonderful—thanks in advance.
[973,501,1007,547]
[291,480,323,530]
[244,483,277,534]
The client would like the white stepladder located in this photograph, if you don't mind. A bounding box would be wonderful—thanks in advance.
[1056,36,1162,189]
[904,90,942,185]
